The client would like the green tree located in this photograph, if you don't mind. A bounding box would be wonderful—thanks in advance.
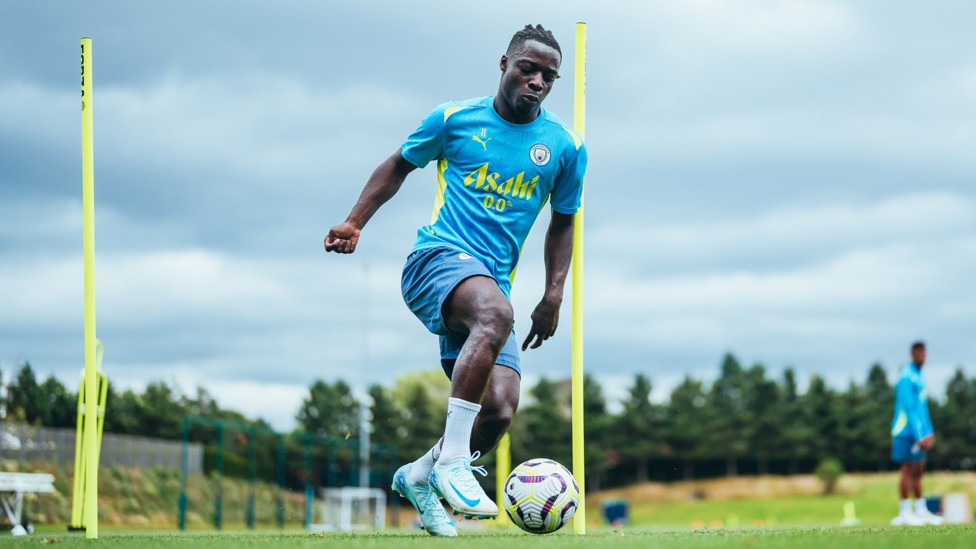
[387,370,449,460]
[616,373,661,483]
[814,457,844,494]
[391,370,451,415]
[778,368,813,474]
[836,381,868,470]
[862,363,894,470]
[139,381,186,439]
[743,364,781,475]
[708,353,750,476]
[397,382,442,460]
[802,375,840,462]
[837,364,892,471]
[181,386,221,417]
[663,376,708,480]
[580,373,612,491]
[367,384,402,452]
[103,385,143,435]
[179,386,252,443]
[39,376,75,428]
[296,379,360,439]
[8,362,43,424]
[938,369,976,468]
[515,378,571,467]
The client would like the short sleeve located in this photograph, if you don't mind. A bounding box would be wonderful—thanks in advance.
[550,141,587,215]
[400,104,447,169]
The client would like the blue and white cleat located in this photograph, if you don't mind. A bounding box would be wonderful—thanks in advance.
[392,463,457,536]
[429,451,498,519]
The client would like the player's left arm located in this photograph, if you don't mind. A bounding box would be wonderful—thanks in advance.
[521,211,574,350]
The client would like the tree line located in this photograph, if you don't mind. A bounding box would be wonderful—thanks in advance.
[2,353,974,492]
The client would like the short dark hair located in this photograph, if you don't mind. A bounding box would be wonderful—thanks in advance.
[506,24,561,57]
[911,340,926,352]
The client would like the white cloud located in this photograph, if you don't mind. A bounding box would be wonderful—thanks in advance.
[203,380,310,432]
[0,81,76,146]
[658,0,861,60]
[3,2,976,431]
[593,191,976,267]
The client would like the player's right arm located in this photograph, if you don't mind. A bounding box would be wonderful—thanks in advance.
[918,433,935,450]
[324,150,417,254]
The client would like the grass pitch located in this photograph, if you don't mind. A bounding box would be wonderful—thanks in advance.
[6,526,974,549]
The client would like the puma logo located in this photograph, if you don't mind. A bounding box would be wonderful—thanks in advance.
[472,135,492,150]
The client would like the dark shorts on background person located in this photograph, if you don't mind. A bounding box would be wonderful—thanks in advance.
[892,436,926,463]
[401,245,521,377]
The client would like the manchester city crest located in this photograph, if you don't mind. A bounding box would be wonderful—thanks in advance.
[530,144,551,166]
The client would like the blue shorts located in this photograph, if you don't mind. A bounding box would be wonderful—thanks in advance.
[892,437,926,463]
[401,245,521,377]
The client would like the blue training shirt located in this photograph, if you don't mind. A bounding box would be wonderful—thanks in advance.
[890,363,934,440]
[400,96,587,297]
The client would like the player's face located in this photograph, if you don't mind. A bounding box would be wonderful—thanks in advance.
[912,347,926,367]
[497,40,561,123]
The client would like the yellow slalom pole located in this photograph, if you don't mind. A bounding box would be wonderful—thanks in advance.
[571,21,587,535]
[494,433,511,527]
[69,371,86,529]
[80,36,99,539]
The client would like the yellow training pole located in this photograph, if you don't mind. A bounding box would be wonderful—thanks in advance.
[69,371,86,529]
[571,21,587,535]
[70,341,106,531]
[494,433,512,527]
[80,36,99,539]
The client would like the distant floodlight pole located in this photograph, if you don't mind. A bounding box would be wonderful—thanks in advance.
[571,21,587,536]
[80,36,99,539]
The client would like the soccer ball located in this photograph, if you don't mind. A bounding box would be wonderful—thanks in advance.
[503,458,580,534]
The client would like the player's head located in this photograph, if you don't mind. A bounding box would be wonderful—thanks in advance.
[911,340,926,367]
[496,24,562,122]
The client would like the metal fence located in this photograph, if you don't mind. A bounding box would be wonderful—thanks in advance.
[0,423,202,473]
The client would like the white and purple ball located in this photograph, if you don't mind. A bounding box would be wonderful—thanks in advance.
[503,458,580,534]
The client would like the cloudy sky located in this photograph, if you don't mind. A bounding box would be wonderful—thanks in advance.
[2,1,974,431]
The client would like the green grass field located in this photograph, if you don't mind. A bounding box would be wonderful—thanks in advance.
[8,470,974,547]
[5,526,975,549]
[599,472,976,527]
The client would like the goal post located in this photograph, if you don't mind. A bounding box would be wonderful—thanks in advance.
[311,487,386,532]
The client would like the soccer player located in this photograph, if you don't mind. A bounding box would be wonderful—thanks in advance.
[889,341,944,526]
[324,24,586,536]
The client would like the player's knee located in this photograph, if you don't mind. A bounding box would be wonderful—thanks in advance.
[472,408,514,453]
[478,300,514,344]
[484,402,516,430]
[478,393,516,431]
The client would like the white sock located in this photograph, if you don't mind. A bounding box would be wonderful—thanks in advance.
[407,443,440,485]
[914,499,929,514]
[900,499,913,515]
[439,397,481,463]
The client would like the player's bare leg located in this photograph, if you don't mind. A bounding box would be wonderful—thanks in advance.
[898,463,911,500]
[429,275,509,518]
[910,461,943,524]
[471,367,520,455]
[444,276,513,403]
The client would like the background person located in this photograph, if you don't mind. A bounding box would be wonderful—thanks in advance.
[890,340,944,526]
